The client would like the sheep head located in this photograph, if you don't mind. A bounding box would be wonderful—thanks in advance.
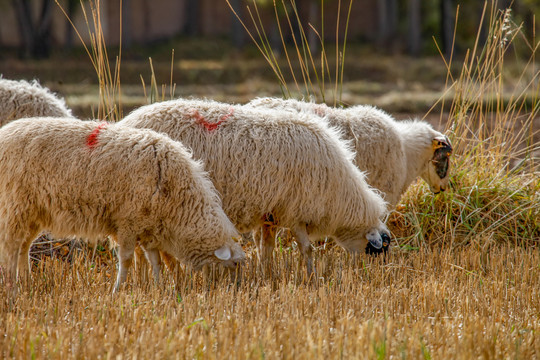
[365,231,391,256]
[213,241,246,268]
[421,134,453,193]
[334,220,392,254]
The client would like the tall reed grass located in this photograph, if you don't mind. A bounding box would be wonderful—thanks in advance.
[226,0,353,106]
[55,0,122,121]
[395,3,539,248]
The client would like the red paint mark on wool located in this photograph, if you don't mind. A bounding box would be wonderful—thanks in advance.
[86,122,108,149]
[220,107,234,122]
[189,107,234,132]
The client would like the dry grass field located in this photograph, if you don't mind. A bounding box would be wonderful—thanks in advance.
[1,243,539,359]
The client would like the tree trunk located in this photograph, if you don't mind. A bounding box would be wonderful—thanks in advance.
[184,0,199,35]
[122,0,132,48]
[377,0,388,49]
[407,0,421,56]
[142,0,151,43]
[377,0,398,51]
[12,0,54,59]
[230,0,244,49]
[34,0,54,58]
[307,1,318,53]
[12,0,34,58]
[523,6,535,43]
[65,0,78,49]
[440,0,453,57]
[386,0,397,48]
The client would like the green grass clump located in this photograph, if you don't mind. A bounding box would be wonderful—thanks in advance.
[393,167,539,248]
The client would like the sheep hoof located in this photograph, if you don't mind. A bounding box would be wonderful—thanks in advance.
[214,246,231,261]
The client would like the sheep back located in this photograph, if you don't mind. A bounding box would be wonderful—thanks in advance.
[0,78,72,126]
[248,98,408,207]
[120,99,387,241]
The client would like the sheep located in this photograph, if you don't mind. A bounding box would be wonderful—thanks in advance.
[247,97,452,255]
[0,117,245,292]
[0,78,177,274]
[247,97,453,207]
[119,98,390,274]
[0,78,72,126]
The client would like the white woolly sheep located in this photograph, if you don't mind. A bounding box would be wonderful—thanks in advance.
[0,78,72,126]
[0,117,245,292]
[247,97,453,207]
[247,98,452,256]
[119,99,389,274]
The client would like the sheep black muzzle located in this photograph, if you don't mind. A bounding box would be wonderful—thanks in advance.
[365,232,391,256]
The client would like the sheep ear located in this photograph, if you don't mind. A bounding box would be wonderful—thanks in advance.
[432,135,453,152]
[214,246,231,261]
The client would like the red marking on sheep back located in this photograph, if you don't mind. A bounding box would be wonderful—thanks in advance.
[220,107,234,122]
[188,107,234,132]
[86,122,108,149]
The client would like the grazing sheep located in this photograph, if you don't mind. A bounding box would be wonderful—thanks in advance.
[0,117,245,292]
[247,98,452,256]
[0,78,72,126]
[248,97,453,207]
[119,99,389,274]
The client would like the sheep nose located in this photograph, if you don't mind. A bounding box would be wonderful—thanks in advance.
[381,233,391,247]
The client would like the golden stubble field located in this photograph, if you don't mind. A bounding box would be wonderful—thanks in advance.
[0,2,538,358]
[1,241,539,359]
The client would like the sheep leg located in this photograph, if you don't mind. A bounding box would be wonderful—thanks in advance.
[17,237,35,282]
[255,225,274,263]
[134,246,146,272]
[114,242,136,293]
[292,224,314,277]
[143,247,162,283]
[159,251,177,271]
[1,251,18,289]
[0,232,20,294]
[261,224,275,259]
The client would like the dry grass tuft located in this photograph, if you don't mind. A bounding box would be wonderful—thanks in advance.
[390,3,539,248]
[227,0,353,105]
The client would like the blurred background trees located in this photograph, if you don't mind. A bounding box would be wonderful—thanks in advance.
[0,0,538,59]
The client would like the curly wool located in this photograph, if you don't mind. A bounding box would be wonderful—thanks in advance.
[248,97,450,207]
[0,78,72,126]
[0,117,243,286]
[119,99,387,252]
